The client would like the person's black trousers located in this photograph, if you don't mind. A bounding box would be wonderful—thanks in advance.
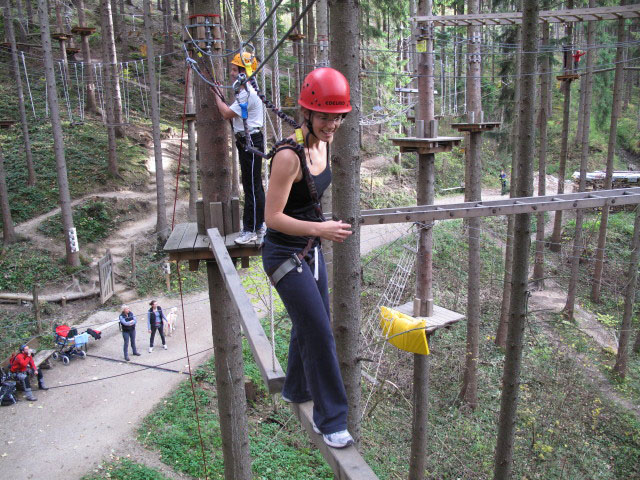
[236,132,265,233]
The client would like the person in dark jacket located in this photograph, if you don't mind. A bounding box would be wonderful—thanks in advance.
[10,345,47,401]
[147,300,168,353]
[119,305,140,361]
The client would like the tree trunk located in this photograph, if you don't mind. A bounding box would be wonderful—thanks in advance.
[317,0,328,65]
[25,0,33,28]
[564,0,595,321]
[574,70,586,147]
[163,0,174,58]
[329,0,361,445]
[192,0,251,474]
[533,19,550,290]
[73,0,100,114]
[143,0,168,244]
[633,324,640,354]
[0,147,17,244]
[101,0,125,138]
[612,207,640,378]
[110,0,121,42]
[493,1,538,477]
[3,0,36,186]
[460,0,482,410]
[496,20,523,349]
[14,0,27,39]
[307,0,316,69]
[100,0,120,176]
[408,1,435,477]
[186,71,197,222]
[591,3,626,303]
[550,1,574,253]
[38,0,80,267]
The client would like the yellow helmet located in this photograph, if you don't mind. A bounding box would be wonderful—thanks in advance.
[231,52,258,74]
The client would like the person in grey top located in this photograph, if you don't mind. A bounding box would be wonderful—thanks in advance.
[119,305,140,362]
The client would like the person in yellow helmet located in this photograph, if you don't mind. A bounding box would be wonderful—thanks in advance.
[212,52,266,245]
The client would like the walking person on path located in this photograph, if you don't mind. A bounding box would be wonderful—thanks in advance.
[147,300,167,352]
[212,52,266,245]
[262,67,354,449]
[119,305,140,362]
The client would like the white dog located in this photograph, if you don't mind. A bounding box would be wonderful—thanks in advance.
[165,307,178,336]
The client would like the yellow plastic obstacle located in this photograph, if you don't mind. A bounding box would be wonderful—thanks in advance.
[379,306,430,355]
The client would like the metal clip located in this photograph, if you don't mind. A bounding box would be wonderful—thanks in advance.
[291,253,303,273]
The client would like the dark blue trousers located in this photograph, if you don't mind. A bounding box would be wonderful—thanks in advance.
[262,238,348,434]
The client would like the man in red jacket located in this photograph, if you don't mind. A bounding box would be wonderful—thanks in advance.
[10,345,48,401]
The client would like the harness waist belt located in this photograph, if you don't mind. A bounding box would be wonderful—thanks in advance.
[269,254,303,286]
[235,130,261,140]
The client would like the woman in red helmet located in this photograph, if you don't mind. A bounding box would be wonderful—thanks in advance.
[262,68,354,449]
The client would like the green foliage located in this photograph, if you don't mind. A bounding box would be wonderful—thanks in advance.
[81,459,170,480]
[0,242,66,291]
[37,200,117,244]
[139,357,333,479]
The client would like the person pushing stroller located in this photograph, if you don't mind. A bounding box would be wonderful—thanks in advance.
[9,345,48,401]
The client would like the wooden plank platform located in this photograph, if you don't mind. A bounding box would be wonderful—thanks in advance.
[207,229,285,394]
[71,26,96,35]
[556,74,580,81]
[164,223,261,261]
[451,122,501,133]
[359,187,640,225]
[395,302,464,333]
[390,136,463,154]
[291,401,379,480]
[0,120,16,129]
[415,4,640,26]
[51,33,69,41]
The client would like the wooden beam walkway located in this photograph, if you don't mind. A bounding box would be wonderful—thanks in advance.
[206,229,379,479]
[415,4,640,26]
[359,187,640,225]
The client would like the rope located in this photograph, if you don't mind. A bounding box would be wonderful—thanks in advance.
[21,52,36,119]
[172,67,190,229]
[175,261,210,479]
[271,1,282,139]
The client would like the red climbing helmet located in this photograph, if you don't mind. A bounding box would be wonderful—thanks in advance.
[298,68,352,114]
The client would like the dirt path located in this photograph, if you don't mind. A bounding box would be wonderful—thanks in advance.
[0,292,211,480]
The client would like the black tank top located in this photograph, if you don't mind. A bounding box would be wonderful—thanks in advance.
[266,155,331,249]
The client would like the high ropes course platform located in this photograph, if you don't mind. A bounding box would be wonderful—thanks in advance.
[415,4,640,26]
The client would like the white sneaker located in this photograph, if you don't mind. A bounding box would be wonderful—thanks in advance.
[322,430,354,449]
[163,344,168,350]
[148,347,153,353]
[257,224,267,243]
[234,231,257,245]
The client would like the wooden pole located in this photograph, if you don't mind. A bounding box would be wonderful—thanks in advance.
[72,0,100,114]
[33,285,41,334]
[613,207,640,378]
[191,0,251,476]
[460,0,483,410]
[591,0,627,303]
[493,1,538,477]
[38,0,80,267]
[130,242,136,286]
[3,0,36,186]
[143,0,169,244]
[565,0,596,321]
[549,0,575,253]
[409,0,434,477]
[329,0,362,445]
[533,18,550,289]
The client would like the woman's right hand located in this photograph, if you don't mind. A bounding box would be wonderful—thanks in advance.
[318,220,353,243]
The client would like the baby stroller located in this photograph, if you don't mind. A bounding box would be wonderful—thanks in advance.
[52,325,89,365]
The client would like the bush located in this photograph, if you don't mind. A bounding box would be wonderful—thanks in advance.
[38,200,117,244]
